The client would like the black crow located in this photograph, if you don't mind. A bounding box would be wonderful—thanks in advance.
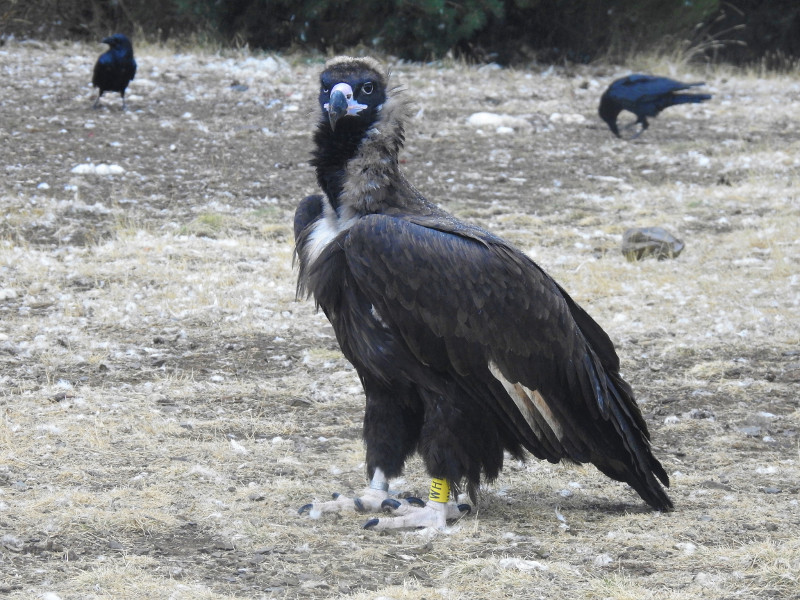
[92,33,137,110]
[599,74,711,138]
[295,57,672,530]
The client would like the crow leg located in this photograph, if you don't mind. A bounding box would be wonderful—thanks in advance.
[628,117,649,139]
[93,91,103,109]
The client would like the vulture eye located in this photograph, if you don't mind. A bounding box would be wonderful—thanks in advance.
[361,82,374,95]
[321,86,330,94]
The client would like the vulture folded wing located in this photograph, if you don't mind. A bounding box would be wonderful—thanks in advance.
[347,217,603,444]
[343,214,671,509]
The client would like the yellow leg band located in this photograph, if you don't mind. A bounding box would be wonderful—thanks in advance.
[428,478,450,503]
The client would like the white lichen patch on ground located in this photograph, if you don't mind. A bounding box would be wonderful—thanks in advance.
[1,41,799,599]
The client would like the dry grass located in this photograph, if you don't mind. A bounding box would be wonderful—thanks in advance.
[1,41,799,599]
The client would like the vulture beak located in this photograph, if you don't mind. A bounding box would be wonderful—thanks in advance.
[325,82,367,130]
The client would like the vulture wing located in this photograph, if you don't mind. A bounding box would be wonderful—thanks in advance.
[344,213,671,510]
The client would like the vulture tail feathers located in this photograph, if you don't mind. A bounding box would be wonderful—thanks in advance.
[610,397,673,510]
[575,330,671,511]
[596,369,672,511]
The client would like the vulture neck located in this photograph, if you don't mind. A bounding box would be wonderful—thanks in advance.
[312,95,411,218]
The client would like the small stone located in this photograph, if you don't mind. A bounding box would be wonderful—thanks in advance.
[762,487,781,494]
[0,585,23,593]
[108,540,124,550]
[700,480,733,492]
[1,534,24,552]
[498,557,548,571]
[736,425,762,437]
[594,553,613,566]
[300,580,330,589]
[622,227,684,261]
[250,553,267,564]
[675,542,697,555]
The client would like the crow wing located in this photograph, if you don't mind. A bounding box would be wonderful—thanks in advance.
[92,53,136,91]
[615,75,703,107]
[92,53,114,89]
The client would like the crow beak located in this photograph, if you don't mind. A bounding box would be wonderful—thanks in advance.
[101,36,113,45]
[324,82,367,131]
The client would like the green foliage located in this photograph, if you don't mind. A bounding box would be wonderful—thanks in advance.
[3,0,797,65]
[481,0,722,63]
[187,0,504,61]
[173,0,721,62]
[380,0,504,61]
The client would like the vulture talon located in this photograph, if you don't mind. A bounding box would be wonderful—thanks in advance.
[457,503,472,515]
[331,492,340,499]
[298,503,313,516]
[381,498,402,512]
[406,497,425,507]
[363,518,380,530]
[353,497,366,512]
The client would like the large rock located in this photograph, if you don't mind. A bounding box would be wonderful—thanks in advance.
[622,227,685,261]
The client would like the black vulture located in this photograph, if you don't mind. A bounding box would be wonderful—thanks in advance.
[599,74,711,138]
[295,57,672,530]
[92,33,137,110]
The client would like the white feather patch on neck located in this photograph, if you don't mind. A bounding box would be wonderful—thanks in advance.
[303,196,358,266]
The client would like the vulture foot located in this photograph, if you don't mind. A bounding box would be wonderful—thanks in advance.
[298,487,389,518]
[363,500,470,530]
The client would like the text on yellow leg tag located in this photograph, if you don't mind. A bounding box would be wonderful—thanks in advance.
[428,478,450,503]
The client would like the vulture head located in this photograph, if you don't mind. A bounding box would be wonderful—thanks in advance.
[318,57,387,133]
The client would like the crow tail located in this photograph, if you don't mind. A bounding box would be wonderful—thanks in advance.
[671,93,712,105]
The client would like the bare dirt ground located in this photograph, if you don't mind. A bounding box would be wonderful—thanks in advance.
[1,40,799,599]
